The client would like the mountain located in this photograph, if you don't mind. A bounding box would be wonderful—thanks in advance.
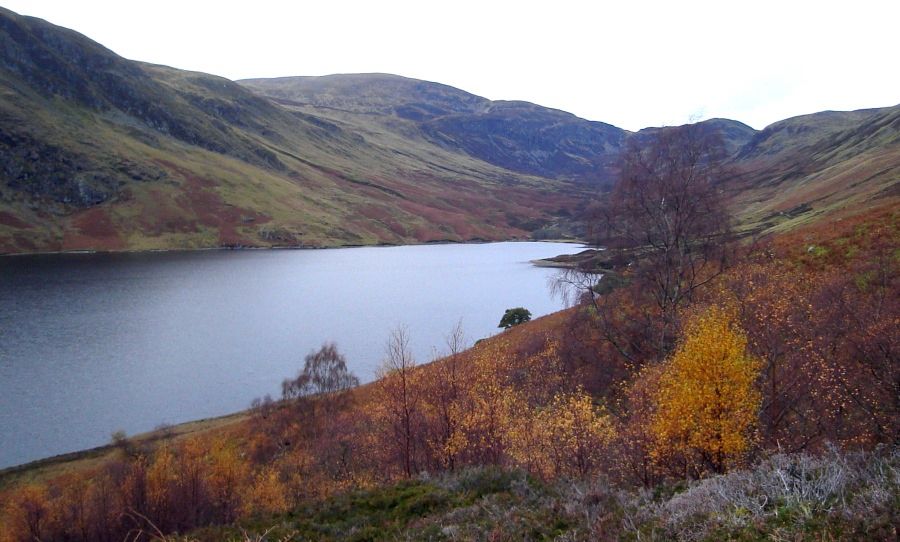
[240,74,627,183]
[633,118,757,156]
[627,108,898,235]
[237,73,490,119]
[0,8,588,254]
[735,108,890,160]
[726,106,900,234]
[0,6,896,254]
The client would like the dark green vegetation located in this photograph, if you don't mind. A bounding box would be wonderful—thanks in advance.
[1,6,897,254]
[190,468,569,542]
[498,307,532,328]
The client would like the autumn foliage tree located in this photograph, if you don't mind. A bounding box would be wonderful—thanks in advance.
[575,124,735,363]
[510,390,615,478]
[419,321,468,471]
[446,338,528,466]
[720,263,825,451]
[612,363,666,487]
[652,306,762,476]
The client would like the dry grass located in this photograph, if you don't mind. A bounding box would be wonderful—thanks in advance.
[555,446,900,541]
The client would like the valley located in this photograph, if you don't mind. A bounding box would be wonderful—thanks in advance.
[1,7,896,256]
[0,5,897,541]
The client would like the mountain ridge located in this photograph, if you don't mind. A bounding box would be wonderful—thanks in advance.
[239,74,628,183]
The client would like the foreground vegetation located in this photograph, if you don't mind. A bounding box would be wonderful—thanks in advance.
[180,447,900,541]
[1,125,896,541]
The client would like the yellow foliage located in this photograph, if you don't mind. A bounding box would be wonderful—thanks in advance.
[510,390,615,478]
[147,444,176,514]
[241,466,289,517]
[652,306,762,475]
[445,339,527,465]
[208,438,250,519]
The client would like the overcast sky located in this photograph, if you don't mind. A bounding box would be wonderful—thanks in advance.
[5,0,899,131]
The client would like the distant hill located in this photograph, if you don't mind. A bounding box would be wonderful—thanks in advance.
[0,6,896,253]
[240,74,627,183]
[238,73,491,119]
[726,106,900,234]
[634,118,757,156]
[736,108,890,160]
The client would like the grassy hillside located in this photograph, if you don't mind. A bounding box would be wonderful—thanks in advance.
[240,74,627,184]
[0,8,588,254]
[728,106,900,234]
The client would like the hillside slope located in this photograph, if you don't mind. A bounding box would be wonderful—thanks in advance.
[728,106,900,233]
[240,74,628,184]
[0,8,585,254]
[245,72,898,236]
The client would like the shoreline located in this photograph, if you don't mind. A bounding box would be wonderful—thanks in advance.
[0,237,585,259]
[0,410,249,487]
[0,240,586,476]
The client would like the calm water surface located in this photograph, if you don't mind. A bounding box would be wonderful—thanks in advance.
[0,242,577,468]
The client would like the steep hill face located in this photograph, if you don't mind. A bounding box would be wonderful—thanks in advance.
[0,8,586,254]
[421,100,625,181]
[592,109,898,235]
[0,9,297,189]
[698,118,758,156]
[727,106,900,234]
[735,108,890,160]
[240,75,627,184]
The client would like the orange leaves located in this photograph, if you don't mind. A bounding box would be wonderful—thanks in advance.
[651,306,762,475]
[0,484,49,542]
[418,335,617,479]
[369,329,604,479]
[447,338,525,466]
[372,327,423,477]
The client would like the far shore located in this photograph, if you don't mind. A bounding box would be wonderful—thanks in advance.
[0,237,585,259]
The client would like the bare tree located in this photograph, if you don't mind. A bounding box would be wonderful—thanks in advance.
[282,342,359,401]
[564,124,734,360]
[377,326,422,477]
[429,320,468,470]
[279,342,360,453]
